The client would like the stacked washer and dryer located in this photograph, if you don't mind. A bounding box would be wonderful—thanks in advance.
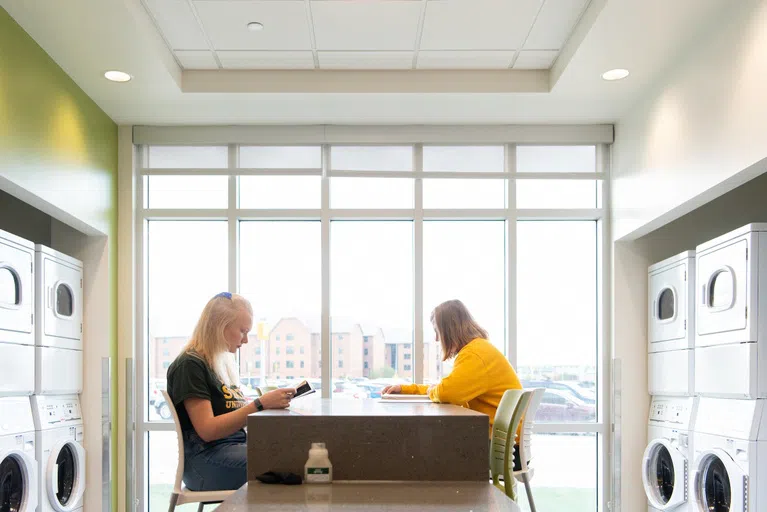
[644,224,767,512]
[691,224,767,512]
[644,251,699,512]
[0,227,86,512]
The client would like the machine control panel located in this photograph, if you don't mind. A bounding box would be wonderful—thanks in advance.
[649,397,696,427]
[33,395,83,429]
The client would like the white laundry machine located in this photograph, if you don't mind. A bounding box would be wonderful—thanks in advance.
[691,397,767,512]
[34,245,83,395]
[0,397,38,512]
[0,229,35,396]
[648,252,696,396]
[695,224,767,398]
[31,395,85,512]
[643,396,698,511]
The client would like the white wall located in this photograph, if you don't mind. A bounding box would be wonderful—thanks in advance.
[611,0,767,242]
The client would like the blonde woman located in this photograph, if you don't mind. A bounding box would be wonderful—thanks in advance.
[383,299,522,430]
[167,292,294,491]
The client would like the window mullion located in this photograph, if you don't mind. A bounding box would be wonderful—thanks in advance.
[414,144,424,385]
[321,144,331,398]
[506,143,517,368]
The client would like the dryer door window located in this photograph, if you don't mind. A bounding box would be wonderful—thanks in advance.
[701,457,731,512]
[709,270,735,309]
[55,284,73,318]
[54,444,75,507]
[0,266,20,307]
[43,257,82,343]
[649,261,688,347]
[657,288,675,321]
[0,455,23,512]
[653,445,675,504]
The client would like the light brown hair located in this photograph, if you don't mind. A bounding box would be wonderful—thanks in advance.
[183,293,253,383]
[431,299,488,361]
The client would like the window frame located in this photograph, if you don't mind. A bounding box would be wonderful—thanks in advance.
[134,141,610,512]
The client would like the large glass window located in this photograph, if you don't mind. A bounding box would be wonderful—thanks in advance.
[517,221,597,423]
[423,221,505,380]
[138,143,605,512]
[517,433,598,512]
[146,221,227,421]
[331,221,413,390]
[239,222,321,392]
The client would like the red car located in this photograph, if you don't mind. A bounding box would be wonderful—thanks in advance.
[534,389,595,423]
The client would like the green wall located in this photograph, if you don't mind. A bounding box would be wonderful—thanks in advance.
[0,8,118,510]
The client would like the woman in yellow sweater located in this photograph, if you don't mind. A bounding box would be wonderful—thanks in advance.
[382,299,522,430]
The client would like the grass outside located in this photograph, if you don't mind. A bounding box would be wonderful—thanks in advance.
[518,486,596,512]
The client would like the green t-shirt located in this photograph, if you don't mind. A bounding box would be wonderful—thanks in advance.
[166,351,248,433]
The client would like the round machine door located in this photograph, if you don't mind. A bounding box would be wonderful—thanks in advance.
[693,449,747,512]
[45,440,85,512]
[642,439,688,510]
[0,448,38,512]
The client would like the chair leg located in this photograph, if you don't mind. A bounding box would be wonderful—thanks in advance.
[167,493,179,512]
[197,503,205,512]
[521,473,536,512]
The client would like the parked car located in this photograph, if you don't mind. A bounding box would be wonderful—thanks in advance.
[332,382,369,399]
[148,380,165,407]
[521,379,595,404]
[358,384,383,398]
[153,393,172,420]
[534,389,595,422]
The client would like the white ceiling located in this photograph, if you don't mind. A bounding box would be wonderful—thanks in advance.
[143,0,587,71]
[0,0,732,124]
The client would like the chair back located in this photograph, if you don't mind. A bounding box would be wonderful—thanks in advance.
[516,388,546,473]
[490,389,530,496]
[161,390,186,494]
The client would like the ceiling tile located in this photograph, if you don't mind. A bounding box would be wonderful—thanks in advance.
[417,51,515,69]
[318,51,413,70]
[420,0,542,51]
[524,0,588,50]
[175,50,219,69]
[193,1,312,50]
[513,50,558,69]
[143,0,208,50]
[217,51,316,69]
[310,1,422,51]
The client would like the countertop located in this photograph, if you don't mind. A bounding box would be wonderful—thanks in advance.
[215,482,521,512]
[254,397,486,417]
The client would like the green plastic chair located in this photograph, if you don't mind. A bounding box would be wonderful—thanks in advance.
[255,386,278,397]
[513,388,546,512]
[490,389,531,501]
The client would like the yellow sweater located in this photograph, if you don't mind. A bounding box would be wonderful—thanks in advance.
[400,338,522,431]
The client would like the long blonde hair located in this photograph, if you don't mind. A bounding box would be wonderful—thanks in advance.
[183,292,253,386]
[431,299,488,361]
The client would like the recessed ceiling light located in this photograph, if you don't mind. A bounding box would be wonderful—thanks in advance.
[104,70,131,83]
[247,22,264,32]
[601,68,629,81]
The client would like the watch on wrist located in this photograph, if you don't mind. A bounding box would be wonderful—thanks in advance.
[253,398,264,412]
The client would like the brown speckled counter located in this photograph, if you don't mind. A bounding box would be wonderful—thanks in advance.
[216,482,521,511]
[247,398,489,482]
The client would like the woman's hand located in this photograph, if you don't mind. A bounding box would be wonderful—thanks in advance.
[381,384,402,395]
[258,388,295,410]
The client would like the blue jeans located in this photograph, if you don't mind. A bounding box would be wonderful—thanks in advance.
[182,429,247,491]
